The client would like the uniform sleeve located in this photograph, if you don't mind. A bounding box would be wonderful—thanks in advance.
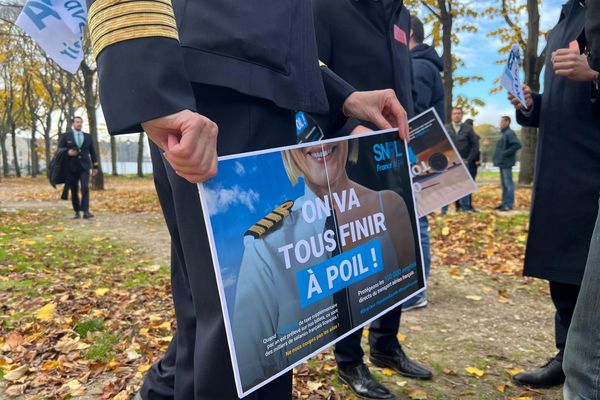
[413,63,434,116]
[87,0,197,135]
[232,239,279,387]
[516,92,542,128]
[586,0,600,72]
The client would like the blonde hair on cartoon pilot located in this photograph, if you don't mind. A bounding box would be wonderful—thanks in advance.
[281,140,359,186]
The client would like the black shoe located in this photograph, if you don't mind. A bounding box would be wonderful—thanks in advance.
[513,357,565,388]
[494,205,504,210]
[369,347,433,380]
[338,364,395,400]
[73,212,81,219]
[83,212,94,219]
[498,205,513,212]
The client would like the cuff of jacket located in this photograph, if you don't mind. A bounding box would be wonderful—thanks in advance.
[96,37,197,135]
[318,67,356,136]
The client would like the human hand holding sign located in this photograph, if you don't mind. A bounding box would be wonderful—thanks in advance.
[343,89,409,142]
[142,109,219,184]
[508,84,533,111]
[552,44,599,82]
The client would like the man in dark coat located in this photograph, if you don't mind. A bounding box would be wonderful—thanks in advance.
[508,0,600,389]
[57,116,99,219]
[493,116,521,211]
[85,0,410,398]
[444,107,479,212]
[553,1,600,397]
[312,1,433,399]
[409,15,444,119]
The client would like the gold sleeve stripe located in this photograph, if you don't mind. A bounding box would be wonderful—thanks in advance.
[89,0,178,58]
[91,14,177,48]
[88,1,173,32]
[92,25,178,58]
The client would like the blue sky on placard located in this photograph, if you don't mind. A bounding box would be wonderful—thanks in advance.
[202,152,306,307]
[414,0,565,124]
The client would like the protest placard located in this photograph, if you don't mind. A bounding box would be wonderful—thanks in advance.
[198,130,425,397]
[408,108,478,217]
[500,44,527,108]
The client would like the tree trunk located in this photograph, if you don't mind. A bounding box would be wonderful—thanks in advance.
[81,63,105,190]
[110,135,118,176]
[439,1,454,122]
[137,132,144,177]
[30,117,39,177]
[44,111,53,177]
[11,123,20,177]
[519,0,542,185]
[1,134,9,177]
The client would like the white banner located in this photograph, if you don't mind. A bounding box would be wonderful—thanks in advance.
[16,0,87,74]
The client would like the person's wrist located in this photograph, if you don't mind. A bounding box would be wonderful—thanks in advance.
[342,92,359,118]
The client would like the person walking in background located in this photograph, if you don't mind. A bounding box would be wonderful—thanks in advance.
[312,2,433,399]
[493,116,521,212]
[508,0,600,389]
[57,116,99,219]
[444,107,479,212]
[403,14,444,311]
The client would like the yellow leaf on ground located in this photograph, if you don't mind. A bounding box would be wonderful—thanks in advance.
[35,303,56,321]
[381,368,395,376]
[307,381,322,391]
[441,227,450,236]
[465,367,485,377]
[507,368,524,376]
[155,321,171,330]
[396,333,407,343]
[465,295,483,301]
[41,360,62,371]
[138,364,151,373]
[94,288,110,296]
[496,383,506,393]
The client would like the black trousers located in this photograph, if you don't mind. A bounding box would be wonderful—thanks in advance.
[334,307,402,370]
[549,281,580,362]
[67,170,90,213]
[140,84,296,400]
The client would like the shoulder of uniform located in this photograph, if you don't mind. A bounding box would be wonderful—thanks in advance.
[244,200,295,239]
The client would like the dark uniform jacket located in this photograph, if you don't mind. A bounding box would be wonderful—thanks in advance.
[86,0,355,135]
[587,0,600,70]
[517,0,600,285]
[312,0,415,136]
[48,148,68,187]
[411,43,445,120]
[57,130,99,173]
[444,123,480,165]
[493,127,521,169]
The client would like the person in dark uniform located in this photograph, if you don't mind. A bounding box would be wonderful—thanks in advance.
[493,116,521,212]
[312,1,432,399]
[85,0,410,398]
[57,116,99,219]
[508,0,600,389]
[552,1,600,397]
